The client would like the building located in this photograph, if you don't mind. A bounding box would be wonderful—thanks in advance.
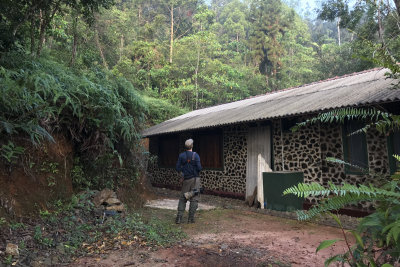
[143,68,400,211]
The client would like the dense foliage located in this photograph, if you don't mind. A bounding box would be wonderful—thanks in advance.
[0,51,148,188]
[3,0,398,112]
[0,53,145,148]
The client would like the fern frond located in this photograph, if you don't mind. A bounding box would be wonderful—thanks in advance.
[383,220,400,245]
[291,107,389,131]
[326,157,368,173]
[295,193,384,221]
[283,182,329,198]
[0,52,146,152]
[0,121,15,134]
[291,107,400,135]
[285,182,400,221]
[284,181,400,199]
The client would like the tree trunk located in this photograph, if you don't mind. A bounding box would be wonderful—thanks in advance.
[69,16,78,66]
[337,17,341,46]
[138,5,142,24]
[48,24,55,49]
[236,32,239,52]
[36,3,60,57]
[265,73,269,90]
[37,9,47,57]
[195,44,200,110]
[169,3,174,64]
[136,4,142,42]
[94,20,108,69]
[119,34,124,61]
[30,13,36,56]
[377,0,385,46]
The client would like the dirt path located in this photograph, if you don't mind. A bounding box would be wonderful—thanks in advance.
[72,206,353,267]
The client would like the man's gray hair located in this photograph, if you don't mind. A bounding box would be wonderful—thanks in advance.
[185,139,193,149]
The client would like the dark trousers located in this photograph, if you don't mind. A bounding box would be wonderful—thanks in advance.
[177,177,200,219]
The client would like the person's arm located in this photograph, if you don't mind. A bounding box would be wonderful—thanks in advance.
[195,153,202,172]
[176,154,182,173]
[176,154,184,183]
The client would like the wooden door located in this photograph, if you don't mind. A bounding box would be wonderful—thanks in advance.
[246,126,272,208]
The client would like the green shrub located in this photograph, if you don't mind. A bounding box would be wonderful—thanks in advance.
[0,141,24,164]
[143,96,187,125]
[0,52,146,149]
[0,52,147,189]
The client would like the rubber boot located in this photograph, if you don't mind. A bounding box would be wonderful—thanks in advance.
[176,195,187,224]
[188,200,198,223]
[175,215,183,224]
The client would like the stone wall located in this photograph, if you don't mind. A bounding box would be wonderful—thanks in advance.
[272,118,390,209]
[273,118,322,185]
[147,118,391,209]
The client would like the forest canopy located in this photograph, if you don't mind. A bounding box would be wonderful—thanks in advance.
[2,0,399,114]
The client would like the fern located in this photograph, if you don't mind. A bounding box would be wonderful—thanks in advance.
[286,179,400,263]
[284,182,400,221]
[291,107,400,135]
[0,52,147,191]
[0,52,146,152]
[284,181,400,199]
[1,141,25,164]
[383,219,400,245]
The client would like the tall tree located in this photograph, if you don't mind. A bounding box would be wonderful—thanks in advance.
[218,0,249,47]
[249,0,294,89]
[165,0,197,63]
[279,8,319,88]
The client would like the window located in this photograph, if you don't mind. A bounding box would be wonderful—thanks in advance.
[342,120,368,174]
[194,130,223,169]
[158,135,179,167]
[388,130,400,174]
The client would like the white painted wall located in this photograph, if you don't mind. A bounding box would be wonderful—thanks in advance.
[246,126,272,204]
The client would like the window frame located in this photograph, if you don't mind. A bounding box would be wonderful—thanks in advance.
[342,120,369,175]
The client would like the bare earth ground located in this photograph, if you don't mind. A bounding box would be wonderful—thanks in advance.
[72,189,356,267]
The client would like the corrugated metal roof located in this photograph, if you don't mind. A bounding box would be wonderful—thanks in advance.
[143,68,400,137]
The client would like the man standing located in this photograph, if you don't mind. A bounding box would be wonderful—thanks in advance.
[175,139,202,224]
